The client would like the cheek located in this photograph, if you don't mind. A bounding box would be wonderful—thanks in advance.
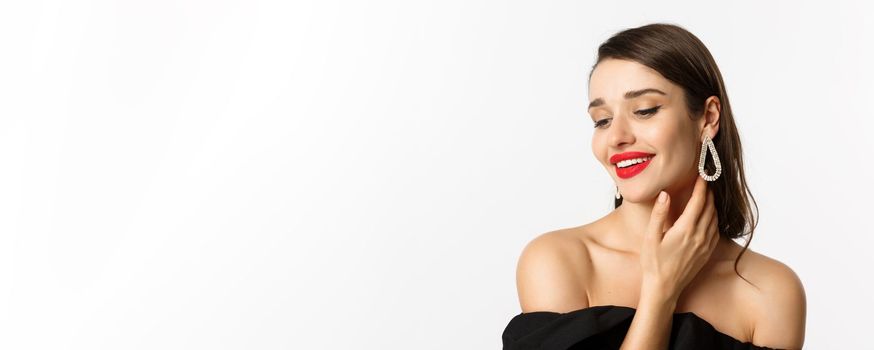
[644,121,697,170]
[639,125,673,152]
[644,114,688,149]
[591,133,607,164]
[641,119,685,165]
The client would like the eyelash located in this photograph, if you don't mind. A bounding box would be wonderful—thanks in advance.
[593,105,662,129]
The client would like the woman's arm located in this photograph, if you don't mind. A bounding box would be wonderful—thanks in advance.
[618,288,677,350]
[621,179,720,349]
[516,231,591,313]
[750,260,806,349]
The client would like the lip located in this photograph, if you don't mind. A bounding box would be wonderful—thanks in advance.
[610,151,655,164]
[610,152,655,180]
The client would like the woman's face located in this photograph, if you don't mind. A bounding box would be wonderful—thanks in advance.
[588,58,706,202]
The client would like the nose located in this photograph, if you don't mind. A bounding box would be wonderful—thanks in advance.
[607,114,635,149]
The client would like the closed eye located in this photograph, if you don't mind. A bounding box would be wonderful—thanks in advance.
[592,105,661,129]
[636,105,661,116]
[593,118,610,128]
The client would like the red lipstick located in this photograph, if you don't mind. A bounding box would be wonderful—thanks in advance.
[610,151,655,179]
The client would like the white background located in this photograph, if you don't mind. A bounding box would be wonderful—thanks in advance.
[1,0,871,349]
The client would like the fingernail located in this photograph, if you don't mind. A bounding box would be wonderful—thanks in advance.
[658,191,666,203]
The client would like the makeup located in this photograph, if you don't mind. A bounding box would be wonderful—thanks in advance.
[610,152,655,179]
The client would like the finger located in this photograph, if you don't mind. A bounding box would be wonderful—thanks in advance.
[691,199,716,251]
[707,214,720,252]
[695,189,716,235]
[711,209,720,243]
[677,177,709,227]
[645,190,671,242]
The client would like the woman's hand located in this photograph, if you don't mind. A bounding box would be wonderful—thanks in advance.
[640,176,720,303]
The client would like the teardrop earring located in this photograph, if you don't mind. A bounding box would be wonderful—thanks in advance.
[615,186,621,199]
[698,134,722,181]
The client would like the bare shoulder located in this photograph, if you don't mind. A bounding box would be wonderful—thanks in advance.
[738,248,807,349]
[515,227,593,313]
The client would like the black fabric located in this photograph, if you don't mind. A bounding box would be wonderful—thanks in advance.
[502,305,781,350]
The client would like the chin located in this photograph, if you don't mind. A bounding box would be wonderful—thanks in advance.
[619,190,658,203]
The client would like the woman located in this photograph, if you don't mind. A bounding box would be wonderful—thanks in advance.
[502,23,806,350]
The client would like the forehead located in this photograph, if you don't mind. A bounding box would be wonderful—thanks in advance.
[588,58,675,102]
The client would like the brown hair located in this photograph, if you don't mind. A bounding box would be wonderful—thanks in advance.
[590,23,759,282]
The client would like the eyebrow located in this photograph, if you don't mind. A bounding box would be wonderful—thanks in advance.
[588,88,667,110]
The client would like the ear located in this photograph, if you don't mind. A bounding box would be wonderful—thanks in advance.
[700,96,721,139]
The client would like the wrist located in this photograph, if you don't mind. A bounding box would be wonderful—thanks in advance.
[640,285,679,310]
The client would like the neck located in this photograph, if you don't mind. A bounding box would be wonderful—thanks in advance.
[611,178,697,253]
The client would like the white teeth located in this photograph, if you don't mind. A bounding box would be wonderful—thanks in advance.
[617,156,653,168]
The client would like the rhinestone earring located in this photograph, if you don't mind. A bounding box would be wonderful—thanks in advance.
[698,134,722,181]
[615,186,621,199]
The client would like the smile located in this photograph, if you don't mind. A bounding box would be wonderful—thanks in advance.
[614,156,654,179]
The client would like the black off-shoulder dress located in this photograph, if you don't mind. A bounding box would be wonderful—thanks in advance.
[502,305,781,350]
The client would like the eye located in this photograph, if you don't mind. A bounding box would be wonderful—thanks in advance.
[593,118,611,129]
[635,105,662,117]
[593,105,661,129]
